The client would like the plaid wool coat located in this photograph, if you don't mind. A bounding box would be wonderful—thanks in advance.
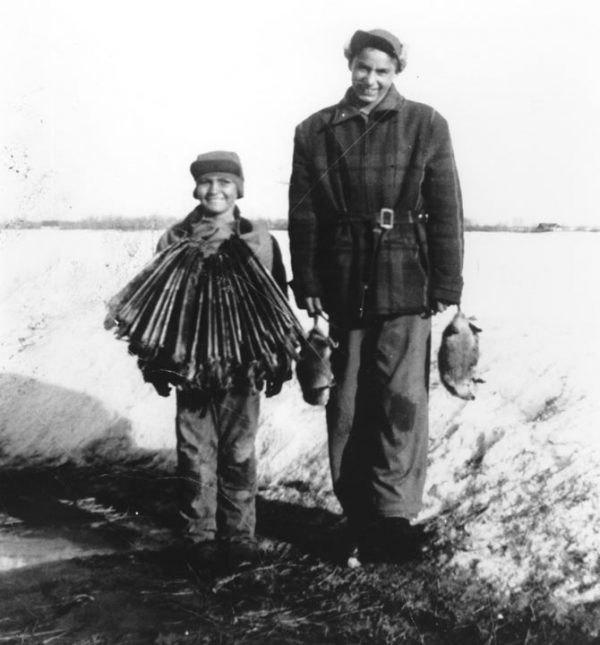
[288,85,464,325]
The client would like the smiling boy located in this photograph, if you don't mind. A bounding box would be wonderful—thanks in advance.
[288,29,464,565]
[149,151,287,573]
[348,37,397,111]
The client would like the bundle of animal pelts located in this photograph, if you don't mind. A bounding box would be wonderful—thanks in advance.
[105,237,305,396]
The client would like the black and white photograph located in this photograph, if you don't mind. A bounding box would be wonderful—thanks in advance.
[1,0,599,642]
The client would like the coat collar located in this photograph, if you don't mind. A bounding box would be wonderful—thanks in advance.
[330,84,405,125]
[188,204,242,222]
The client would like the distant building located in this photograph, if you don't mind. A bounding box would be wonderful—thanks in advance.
[535,222,562,232]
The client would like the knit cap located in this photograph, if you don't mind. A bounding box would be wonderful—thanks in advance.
[346,29,406,72]
[190,151,244,198]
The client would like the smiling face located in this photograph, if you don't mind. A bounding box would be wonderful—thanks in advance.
[349,47,398,111]
[195,173,238,218]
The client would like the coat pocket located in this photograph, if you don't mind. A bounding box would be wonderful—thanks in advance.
[318,225,363,320]
[373,224,429,313]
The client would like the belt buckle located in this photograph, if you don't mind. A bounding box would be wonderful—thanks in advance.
[378,208,394,229]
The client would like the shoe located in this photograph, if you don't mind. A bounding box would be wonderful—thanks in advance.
[379,517,423,563]
[344,544,362,569]
[331,518,364,568]
[185,540,218,573]
[339,518,386,566]
[357,520,388,564]
[219,538,261,573]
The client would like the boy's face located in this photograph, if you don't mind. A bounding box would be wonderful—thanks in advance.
[349,47,397,109]
[195,173,238,216]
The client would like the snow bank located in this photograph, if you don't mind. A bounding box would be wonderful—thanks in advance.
[0,228,325,470]
[425,233,600,619]
[2,228,599,618]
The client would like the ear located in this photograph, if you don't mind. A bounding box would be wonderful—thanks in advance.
[467,316,482,333]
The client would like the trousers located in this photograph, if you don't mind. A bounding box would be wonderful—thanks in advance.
[175,387,259,543]
[326,314,431,524]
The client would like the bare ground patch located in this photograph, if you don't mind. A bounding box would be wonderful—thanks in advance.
[0,461,597,645]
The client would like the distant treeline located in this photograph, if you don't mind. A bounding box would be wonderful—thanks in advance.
[2,217,598,233]
[1,216,289,231]
[464,221,600,233]
[26,216,177,231]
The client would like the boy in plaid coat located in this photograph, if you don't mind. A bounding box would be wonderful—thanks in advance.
[289,29,464,564]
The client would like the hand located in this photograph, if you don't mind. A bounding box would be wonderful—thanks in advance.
[304,296,323,317]
[151,379,172,397]
[103,311,117,330]
[433,300,449,314]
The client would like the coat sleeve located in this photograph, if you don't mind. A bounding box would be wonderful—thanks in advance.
[156,209,199,253]
[156,224,187,254]
[423,112,464,305]
[270,234,288,297]
[288,123,322,306]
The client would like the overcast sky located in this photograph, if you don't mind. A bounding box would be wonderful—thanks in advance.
[2,0,599,226]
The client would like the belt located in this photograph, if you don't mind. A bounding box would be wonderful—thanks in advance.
[335,208,427,228]
[350,208,427,318]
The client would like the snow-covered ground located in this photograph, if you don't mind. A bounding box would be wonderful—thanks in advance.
[1,228,599,619]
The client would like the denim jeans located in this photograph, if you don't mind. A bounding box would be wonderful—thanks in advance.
[175,387,259,543]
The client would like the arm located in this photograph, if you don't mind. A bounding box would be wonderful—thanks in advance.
[423,112,464,307]
[269,235,288,297]
[156,208,200,253]
[288,124,323,311]
[156,225,185,254]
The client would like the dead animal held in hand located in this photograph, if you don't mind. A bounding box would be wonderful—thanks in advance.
[296,326,337,405]
[438,311,482,401]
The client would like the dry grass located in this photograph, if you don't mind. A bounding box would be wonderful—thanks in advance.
[0,462,598,645]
